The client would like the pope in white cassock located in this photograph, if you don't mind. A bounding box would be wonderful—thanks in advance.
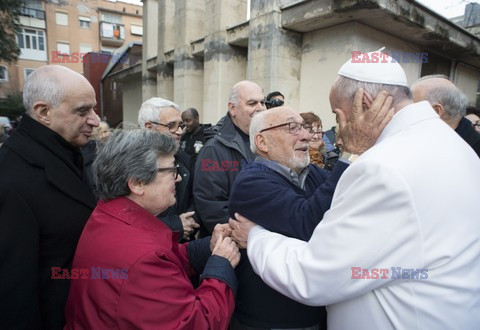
[230,51,480,329]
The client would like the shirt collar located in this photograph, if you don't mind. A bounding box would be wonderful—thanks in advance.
[255,155,310,190]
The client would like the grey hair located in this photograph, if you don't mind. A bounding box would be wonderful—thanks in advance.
[414,75,468,119]
[93,129,177,201]
[333,76,412,108]
[249,110,272,154]
[23,66,66,114]
[138,97,181,128]
[228,85,241,107]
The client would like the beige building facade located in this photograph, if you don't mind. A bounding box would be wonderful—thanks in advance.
[0,0,143,99]
[136,0,480,129]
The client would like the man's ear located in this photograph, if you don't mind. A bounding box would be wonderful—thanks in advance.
[127,178,144,196]
[228,101,236,118]
[32,101,50,125]
[255,134,268,153]
[144,122,153,130]
[432,103,444,117]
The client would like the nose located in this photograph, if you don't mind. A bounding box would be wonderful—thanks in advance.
[87,110,100,127]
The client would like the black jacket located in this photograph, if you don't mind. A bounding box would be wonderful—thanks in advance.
[0,115,96,329]
[158,150,197,239]
[193,113,254,234]
[455,117,480,157]
[180,124,211,162]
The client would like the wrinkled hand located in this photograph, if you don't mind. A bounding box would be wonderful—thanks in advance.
[334,88,394,155]
[179,211,199,241]
[212,234,241,268]
[210,223,232,252]
[228,213,257,249]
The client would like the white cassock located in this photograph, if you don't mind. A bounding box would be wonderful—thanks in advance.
[247,101,480,329]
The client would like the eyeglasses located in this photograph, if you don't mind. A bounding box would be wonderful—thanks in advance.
[150,121,186,133]
[260,122,314,135]
[473,120,480,128]
[157,165,179,179]
[310,130,324,141]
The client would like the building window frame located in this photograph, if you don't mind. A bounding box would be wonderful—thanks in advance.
[57,42,70,55]
[0,66,8,82]
[79,16,91,29]
[17,28,45,51]
[24,68,35,80]
[55,11,69,26]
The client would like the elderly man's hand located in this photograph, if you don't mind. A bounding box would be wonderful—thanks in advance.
[212,235,241,268]
[334,88,394,155]
[229,213,257,249]
[210,223,232,252]
[179,211,199,241]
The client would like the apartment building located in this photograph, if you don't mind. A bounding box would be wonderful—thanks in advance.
[0,0,143,99]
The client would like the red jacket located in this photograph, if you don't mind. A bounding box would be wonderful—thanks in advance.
[65,197,235,329]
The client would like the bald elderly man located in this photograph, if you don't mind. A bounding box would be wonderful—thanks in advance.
[193,80,267,235]
[411,74,480,157]
[0,65,99,329]
[228,103,392,329]
[230,51,480,329]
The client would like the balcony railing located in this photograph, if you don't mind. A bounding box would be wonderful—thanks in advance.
[20,7,46,20]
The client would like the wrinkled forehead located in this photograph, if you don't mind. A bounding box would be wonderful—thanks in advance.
[268,108,303,125]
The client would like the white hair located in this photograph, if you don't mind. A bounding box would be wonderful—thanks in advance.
[413,75,468,119]
[249,110,272,154]
[138,97,181,128]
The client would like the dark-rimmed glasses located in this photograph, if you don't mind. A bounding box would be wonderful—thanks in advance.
[157,165,179,179]
[310,130,324,141]
[260,122,313,135]
[150,121,186,133]
[473,120,480,128]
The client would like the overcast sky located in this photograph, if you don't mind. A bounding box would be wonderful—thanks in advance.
[119,0,479,20]
[416,0,479,18]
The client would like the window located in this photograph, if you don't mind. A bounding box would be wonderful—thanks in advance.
[100,22,125,40]
[56,12,68,26]
[79,16,91,28]
[420,51,451,78]
[0,66,8,82]
[101,13,122,24]
[57,42,70,55]
[24,68,35,79]
[79,44,92,56]
[17,28,45,51]
[131,24,143,36]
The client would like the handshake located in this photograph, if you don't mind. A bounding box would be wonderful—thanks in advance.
[208,214,256,269]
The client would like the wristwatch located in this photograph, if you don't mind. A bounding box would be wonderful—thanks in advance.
[339,151,360,164]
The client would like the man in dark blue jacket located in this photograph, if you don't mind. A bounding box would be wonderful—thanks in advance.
[229,97,392,329]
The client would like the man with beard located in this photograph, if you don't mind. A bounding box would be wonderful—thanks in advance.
[228,102,392,329]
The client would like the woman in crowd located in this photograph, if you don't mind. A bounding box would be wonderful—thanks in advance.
[300,112,325,167]
[65,129,240,329]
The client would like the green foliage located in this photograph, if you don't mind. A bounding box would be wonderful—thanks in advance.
[0,0,24,62]
[0,92,25,119]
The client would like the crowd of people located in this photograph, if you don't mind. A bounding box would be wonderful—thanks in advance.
[0,48,479,330]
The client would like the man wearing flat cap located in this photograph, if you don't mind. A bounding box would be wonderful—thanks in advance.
[230,50,480,329]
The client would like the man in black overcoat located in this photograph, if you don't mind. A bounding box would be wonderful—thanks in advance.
[0,65,99,329]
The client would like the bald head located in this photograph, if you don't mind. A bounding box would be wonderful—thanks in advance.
[228,80,266,134]
[411,76,468,124]
[249,106,312,172]
[24,65,92,115]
